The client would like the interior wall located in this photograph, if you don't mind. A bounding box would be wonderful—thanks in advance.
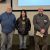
[0,0,50,36]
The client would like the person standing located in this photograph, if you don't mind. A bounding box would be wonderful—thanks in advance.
[33,8,49,50]
[0,4,16,50]
[16,10,31,50]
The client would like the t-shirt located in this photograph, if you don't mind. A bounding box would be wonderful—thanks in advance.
[22,20,25,32]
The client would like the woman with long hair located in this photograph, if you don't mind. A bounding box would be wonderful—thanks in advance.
[16,9,31,50]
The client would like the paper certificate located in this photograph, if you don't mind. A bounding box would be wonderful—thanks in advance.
[36,31,44,37]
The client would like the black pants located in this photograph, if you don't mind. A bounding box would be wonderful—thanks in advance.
[34,35,48,50]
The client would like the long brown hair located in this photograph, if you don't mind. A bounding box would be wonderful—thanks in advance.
[20,9,27,19]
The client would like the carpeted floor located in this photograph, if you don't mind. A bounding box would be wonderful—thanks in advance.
[0,34,50,50]
[11,36,50,50]
[12,45,50,50]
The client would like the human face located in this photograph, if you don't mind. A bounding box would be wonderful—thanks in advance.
[6,5,12,13]
[22,11,26,17]
[38,8,43,14]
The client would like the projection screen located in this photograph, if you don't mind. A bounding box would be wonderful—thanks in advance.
[12,0,50,10]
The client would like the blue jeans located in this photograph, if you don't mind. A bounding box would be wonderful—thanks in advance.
[19,34,27,49]
[1,31,14,50]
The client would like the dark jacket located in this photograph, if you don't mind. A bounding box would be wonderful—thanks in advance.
[0,12,16,34]
[16,17,31,35]
[33,13,49,36]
